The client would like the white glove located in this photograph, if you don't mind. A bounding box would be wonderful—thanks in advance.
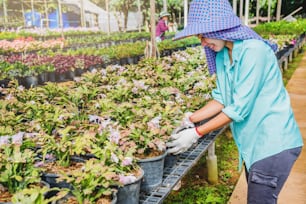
[166,127,201,155]
[172,112,194,134]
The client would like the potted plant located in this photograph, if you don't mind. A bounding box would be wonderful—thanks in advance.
[0,133,44,203]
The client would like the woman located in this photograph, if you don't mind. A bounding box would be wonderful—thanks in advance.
[166,0,303,203]
[156,11,172,42]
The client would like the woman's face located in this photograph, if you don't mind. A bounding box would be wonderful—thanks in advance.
[198,35,226,52]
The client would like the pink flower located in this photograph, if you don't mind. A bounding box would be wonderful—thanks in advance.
[119,175,137,185]
[122,157,133,166]
[0,136,10,146]
[34,161,44,167]
[12,132,24,145]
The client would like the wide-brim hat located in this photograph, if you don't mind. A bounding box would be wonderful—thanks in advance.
[159,11,171,18]
[174,0,242,41]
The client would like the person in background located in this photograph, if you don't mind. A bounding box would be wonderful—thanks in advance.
[156,11,173,42]
[166,0,303,203]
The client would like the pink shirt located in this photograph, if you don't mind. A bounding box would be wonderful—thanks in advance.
[156,19,169,40]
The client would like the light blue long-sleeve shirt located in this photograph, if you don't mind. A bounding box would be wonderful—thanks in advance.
[212,39,303,170]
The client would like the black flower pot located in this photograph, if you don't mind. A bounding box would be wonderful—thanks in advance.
[38,72,48,85]
[74,68,84,76]
[47,72,56,82]
[120,57,128,65]
[23,76,38,89]
[0,79,10,88]
[56,73,66,82]
[127,57,135,64]
[65,70,75,80]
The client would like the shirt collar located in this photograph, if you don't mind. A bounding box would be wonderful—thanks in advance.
[223,40,243,70]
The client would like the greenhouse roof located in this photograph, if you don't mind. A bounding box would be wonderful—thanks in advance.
[61,0,105,14]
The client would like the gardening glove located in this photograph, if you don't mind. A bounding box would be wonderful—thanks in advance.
[172,112,195,134]
[166,127,201,155]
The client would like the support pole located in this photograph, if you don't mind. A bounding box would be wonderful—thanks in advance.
[57,0,64,39]
[80,0,86,27]
[207,142,218,184]
[239,0,244,19]
[106,0,110,35]
[184,0,188,27]
[276,0,282,21]
[163,0,167,12]
[268,0,271,22]
[21,1,25,27]
[31,0,35,26]
[149,0,156,58]
[233,0,237,15]
[44,0,49,28]
[3,0,7,28]
[256,0,260,25]
[137,0,141,32]
[244,0,249,25]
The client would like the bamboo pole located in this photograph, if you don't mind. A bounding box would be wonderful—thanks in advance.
[80,0,85,27]
[31,0,35,26]
[233,0,237,15]
[57,0,64,39]
[150,0,156,58]
[106,0,110,35]
[239,0,244,19]
[44,0,49,28]
[163,0,167,12]
[137,0,141,32]
[268,0,271,22]
[276,0,282,21]
[184,0,188,27]
[244,0,249,25]
[22,0,25,27]
[256,0,260,25]
[3,0,7,27]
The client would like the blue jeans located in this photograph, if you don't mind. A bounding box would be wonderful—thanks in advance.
[245,147,302,204]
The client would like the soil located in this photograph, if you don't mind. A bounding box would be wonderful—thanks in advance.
[42,161,84,174]
[135,150,165,159]
[0,190,12,202]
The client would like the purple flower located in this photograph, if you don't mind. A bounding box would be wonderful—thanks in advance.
[45,153,55,161]
[119,175,137,185]
[147,115,161,129]
[34,161,44,167]
[0,136,10,146]
[133,80,148,90]
[132,87,138,94]
[11,132,24,145]
[108,128,120,144]
[122,157,133,166]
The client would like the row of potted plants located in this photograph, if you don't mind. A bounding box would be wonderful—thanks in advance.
[0,47,215,203]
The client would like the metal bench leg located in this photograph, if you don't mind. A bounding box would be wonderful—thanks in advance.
[207,142,218,184]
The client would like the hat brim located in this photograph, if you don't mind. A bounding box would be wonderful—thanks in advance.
[173,16,241,41]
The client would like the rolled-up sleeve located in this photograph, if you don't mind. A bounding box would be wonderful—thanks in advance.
[222,43,268,122]
[212,86,224,105]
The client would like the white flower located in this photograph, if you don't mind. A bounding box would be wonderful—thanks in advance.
[119,175,137,185]
[11,132,24,145]
[111,153,119,163]
[122,157,133,166]
[0,136,10,146]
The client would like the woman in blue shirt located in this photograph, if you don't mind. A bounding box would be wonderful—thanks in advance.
[166,0,303,203]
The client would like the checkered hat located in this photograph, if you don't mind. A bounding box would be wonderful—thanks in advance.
[174,0,277,74]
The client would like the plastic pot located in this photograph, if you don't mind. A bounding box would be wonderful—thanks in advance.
[117,168,144,204]
[137,151,167,193]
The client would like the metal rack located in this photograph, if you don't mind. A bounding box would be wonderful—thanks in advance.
[140,127,227,204]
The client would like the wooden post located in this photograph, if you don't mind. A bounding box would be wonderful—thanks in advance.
[106,0,110,35]
[268,0,271,22]
[57,0,64,39]
[207,142,218,184]
[276,0,282,21]
[233,0,237,15]
[244,0,249,25]
[239,0,244,19]
[163,0,167,12]
[184,0,188,27]
[3,0,7,27]
[137,0,141,32]
[150,0,156,58]
[256,0,260,25]
[21,0,25,27]
[80,0,86,27]
[44,0,49,28]
[31,0,35,26]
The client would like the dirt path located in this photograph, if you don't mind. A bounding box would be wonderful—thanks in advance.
[228,53,306,204]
